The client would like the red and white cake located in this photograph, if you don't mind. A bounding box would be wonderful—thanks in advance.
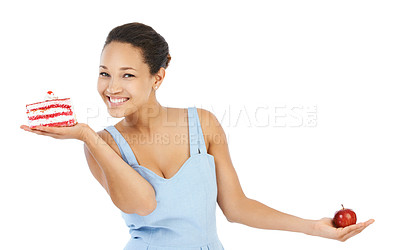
[26,91,78,128]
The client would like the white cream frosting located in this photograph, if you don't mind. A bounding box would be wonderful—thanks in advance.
[28,114,76,127]
[26,99,73,111]
[28,107,71,117]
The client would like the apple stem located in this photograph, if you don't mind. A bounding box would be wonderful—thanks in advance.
[341,204,344,210]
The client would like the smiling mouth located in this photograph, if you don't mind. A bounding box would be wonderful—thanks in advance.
[107,96,130,105]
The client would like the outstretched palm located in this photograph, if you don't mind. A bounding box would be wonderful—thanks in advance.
[20,123,90,141]
[313,217,375,242]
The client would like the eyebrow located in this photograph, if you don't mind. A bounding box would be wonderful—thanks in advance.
[99,65,137,71]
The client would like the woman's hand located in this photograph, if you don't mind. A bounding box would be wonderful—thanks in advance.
[311,217,375,242]
[20,123,92,141]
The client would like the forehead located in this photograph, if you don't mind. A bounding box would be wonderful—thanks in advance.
[100,41,145,70]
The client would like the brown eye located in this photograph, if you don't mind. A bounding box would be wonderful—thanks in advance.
[99,72,109,77]
[124,74,135,78]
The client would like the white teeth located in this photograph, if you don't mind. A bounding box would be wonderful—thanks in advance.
[109,97,129,103]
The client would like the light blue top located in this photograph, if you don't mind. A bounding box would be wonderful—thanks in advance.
[104,107,225,250]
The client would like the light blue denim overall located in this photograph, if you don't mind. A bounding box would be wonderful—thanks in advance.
[104,107,225,250]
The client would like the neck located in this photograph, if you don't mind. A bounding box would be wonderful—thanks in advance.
[122,96,166,135]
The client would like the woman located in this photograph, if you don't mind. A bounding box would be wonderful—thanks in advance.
[20,22,374,249]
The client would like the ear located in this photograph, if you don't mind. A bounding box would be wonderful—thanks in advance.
[154,67,166,85]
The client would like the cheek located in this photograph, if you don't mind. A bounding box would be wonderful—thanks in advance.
[126,83,148,98]
[97,80,107,95]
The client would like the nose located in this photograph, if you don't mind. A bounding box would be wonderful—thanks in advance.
[107,77,122,94]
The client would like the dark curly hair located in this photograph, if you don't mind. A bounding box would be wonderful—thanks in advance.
[103,22,171,76]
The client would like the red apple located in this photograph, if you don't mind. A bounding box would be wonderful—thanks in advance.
[333,204,357,228]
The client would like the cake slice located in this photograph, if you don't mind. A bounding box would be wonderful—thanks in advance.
[26,91,78,128]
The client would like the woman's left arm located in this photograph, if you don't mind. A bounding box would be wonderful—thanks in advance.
[228,197,374,241]
[198,108,374,242]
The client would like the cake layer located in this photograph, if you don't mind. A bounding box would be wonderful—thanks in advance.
[27,107,73,120]
[29,119,77,128]
[26,97,77,128]
[26,98,72,112]
[28,110,74,121]
[28,114,77,127]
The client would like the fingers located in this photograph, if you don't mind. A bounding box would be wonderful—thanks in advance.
[20,125,39,134]
[339,219,375,242]
[20,125,61,139]
[21,124,62,134]
[365,219,375,226]
[20,125,34,132]
[341,222,370,241]
[341,226,365,241]
[32,125,59,133]
[20,125,46,132]
[20,123,85,140]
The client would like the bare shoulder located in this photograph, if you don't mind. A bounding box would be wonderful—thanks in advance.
[196,108,227,152]
[96,129,122,157]
[196,107,219,129]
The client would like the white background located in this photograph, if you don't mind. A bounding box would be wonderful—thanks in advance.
[1,0,399,249]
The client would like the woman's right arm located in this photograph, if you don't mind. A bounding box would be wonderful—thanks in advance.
[82,126,157,216]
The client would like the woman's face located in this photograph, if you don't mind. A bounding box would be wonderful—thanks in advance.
[97,41,158,118]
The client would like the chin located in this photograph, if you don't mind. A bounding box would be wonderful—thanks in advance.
[107,106,136,118]
[108,112,125,118]
[107,109,126,118]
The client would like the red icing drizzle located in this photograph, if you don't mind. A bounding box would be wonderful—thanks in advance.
[28,110,74,120]
[29,119,77,128]
[26,98,70,107]
[27,103,72,112]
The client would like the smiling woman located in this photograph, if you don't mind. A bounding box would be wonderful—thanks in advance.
[96,22,171,119]
[20,21,374,250]
[97,42,165,117]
